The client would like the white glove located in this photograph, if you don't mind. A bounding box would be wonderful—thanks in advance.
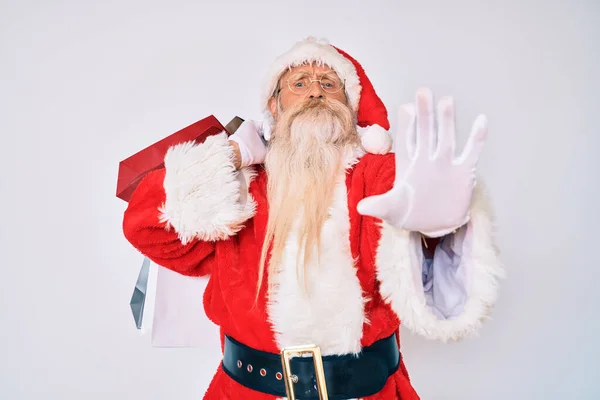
[228,120,269,168]
[357,88,488,237]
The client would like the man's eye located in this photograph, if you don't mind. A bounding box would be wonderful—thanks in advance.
[294,82,305,88]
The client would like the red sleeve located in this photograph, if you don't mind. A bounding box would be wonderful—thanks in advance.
[122,168,215,277]
[363,153,396,196]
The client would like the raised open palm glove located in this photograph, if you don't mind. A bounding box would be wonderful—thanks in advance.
[357,88,488,237]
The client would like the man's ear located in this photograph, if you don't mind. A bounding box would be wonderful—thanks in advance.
[268,96,278,119]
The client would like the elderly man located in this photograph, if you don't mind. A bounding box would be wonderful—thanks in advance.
[123,37,503,400]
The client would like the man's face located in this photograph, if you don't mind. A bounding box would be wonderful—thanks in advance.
[268,64,348,118]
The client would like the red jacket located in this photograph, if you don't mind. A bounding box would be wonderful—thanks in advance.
[122,133,502,399]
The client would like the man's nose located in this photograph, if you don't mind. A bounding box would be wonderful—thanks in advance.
[307,81,325,99]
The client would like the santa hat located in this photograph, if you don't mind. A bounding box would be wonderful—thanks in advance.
[261,37,393,154]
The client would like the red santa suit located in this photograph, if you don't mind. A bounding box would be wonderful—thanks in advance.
[122,38,503,399]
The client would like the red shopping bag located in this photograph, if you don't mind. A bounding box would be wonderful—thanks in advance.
[116,115,243,202]
[119,115,244,346]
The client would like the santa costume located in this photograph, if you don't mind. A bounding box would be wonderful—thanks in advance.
[122,37,504,399]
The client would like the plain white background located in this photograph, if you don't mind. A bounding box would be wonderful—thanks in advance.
[1,0,599,399]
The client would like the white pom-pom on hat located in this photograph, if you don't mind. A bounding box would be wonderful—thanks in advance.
[358,125,393,154]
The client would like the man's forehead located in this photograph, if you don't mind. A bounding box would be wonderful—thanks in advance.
[281,63,337,78]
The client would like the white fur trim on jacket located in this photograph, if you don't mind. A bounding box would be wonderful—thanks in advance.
[158,132,257,244]
[267,174,365,357]
[261,37,362,113]
[375,182,505,342]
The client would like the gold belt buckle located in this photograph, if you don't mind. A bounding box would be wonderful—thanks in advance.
[280,344,328,400]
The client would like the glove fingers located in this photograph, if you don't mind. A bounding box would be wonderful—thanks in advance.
[357,195,390,220]
[395,103,416,160]
[229,120,269,166]
[357,188,410,227]
[415,88,436,158]
[434,96,456,160]
[455,114,488,166]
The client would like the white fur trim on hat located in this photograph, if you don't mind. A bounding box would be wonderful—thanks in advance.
[357,125,393,155]
[261,37,362,113]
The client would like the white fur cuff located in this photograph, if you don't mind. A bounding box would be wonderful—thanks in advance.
[376,183,505,342]
[158,132,257,244]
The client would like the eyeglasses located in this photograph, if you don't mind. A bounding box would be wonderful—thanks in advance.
[284,71,345,95]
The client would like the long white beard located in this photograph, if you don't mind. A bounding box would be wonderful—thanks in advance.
[256,97,360,296]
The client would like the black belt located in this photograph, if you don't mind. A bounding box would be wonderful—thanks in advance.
[222,333,400,399]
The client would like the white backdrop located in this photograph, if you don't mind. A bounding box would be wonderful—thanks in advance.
[1,0,599,399]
